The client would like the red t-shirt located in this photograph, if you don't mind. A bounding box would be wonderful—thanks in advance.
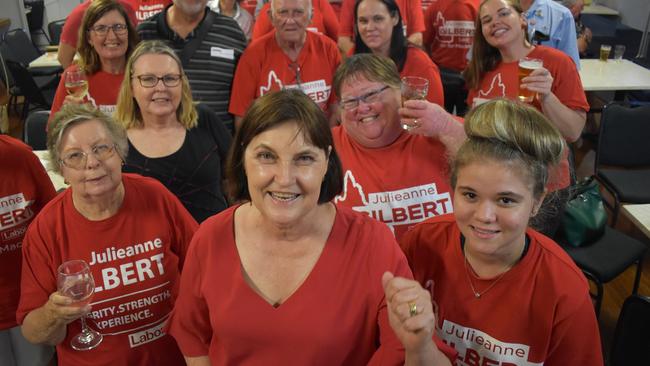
[123,0,171,23]
[402,46,445,106]
[252,0,339,41]
[59,0,138,48]
[229,31,341,117]
[332,127,453,241]
[240,0,257,16]
[0,136,56,330]
[49,64,124,125]
[339,0,425,38]
[168,204,455,364]
[423,0,480,72]
[467,46,589,190]
[17,174,198,366]
[400,215,603,365]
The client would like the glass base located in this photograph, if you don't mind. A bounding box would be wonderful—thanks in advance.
[71,328,103,351]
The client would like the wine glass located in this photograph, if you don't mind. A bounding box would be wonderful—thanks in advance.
[57,260,103,351]
[64,70,89,100]
[400,76,429,130]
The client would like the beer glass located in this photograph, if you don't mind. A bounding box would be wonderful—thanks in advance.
[600,44,612,62]
[400,76,428,130]
[614,45,625,61]
[518,58,543,103]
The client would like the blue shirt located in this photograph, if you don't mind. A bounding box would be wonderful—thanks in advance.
[525,0,580,68]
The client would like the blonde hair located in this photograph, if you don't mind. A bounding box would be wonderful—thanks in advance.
[115,40,198,129]
[47,104,129,175]
[463,0,529,89]
[333,53,401,96]
[77,0,138,75]
[451,98,564,199]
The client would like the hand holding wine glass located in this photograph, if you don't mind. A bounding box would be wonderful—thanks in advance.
[57,259,103,351]
[63,69,89,104]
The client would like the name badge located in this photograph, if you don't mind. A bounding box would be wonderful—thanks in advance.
[211,47,234,60]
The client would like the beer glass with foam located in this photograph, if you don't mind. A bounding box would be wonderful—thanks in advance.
[518,58,543,103]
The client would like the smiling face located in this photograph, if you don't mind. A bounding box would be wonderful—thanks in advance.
[131,53,183,121]
[87,10,129,64]
[479,0,527,50]
[453,158,543,260]
[244,121,330,227]
[339,73,402,148]
[60,119,124,202]
[271,0,310,44]
[356,0,398,56]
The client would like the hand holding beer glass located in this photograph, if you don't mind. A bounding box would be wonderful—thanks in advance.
[401,76,429,130]
[518,58,543,103]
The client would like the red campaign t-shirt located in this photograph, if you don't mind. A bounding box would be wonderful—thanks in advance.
[59,0,138,48]
[400,215,604,365]
[339,0,425,38]
[17,174,198,366]
[332,127,453,241]
[49,64,124,126]
[167,204,457,364]
[0,136,56,330]
[423,0,480,72]
[122,0,171,24]
[240,0,257,16]
[467,46,589,190]
[229,31,341,117]
[252,0,339,41]
[402,46,445,106]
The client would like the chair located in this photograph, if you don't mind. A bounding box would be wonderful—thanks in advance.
[4,60,55,120]
[1,29,61,77]
[25,0,51,47]
[559,226,646,318]
[595,103,650,225]
[48,19,66,46]
[609,295,650,366]
[439,67,468,116]
[23,110,49,150]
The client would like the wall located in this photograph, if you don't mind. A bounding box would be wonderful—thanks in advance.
[598,0,650,32]
[4,0,29,32]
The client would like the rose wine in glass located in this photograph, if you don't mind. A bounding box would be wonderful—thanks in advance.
[57,260,102,351]
[64,70,88,99]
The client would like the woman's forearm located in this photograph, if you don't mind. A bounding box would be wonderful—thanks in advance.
[22,305,68,346]
[405,341,453,366]
[185,355,211,366]
[540,93,586,142]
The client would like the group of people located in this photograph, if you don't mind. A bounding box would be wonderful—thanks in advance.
[1,0,606,365]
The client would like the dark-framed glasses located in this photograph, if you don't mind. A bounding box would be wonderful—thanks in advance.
[89,23,128,36]
[133,74,183,88]
[60,144,117,170]
[339,85,390,110]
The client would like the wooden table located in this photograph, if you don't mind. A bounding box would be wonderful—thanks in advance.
[28,52,61,69]
[33,150,68,191]
[622,204,650,240]
[579,59,650,93]
[582,4,619,16]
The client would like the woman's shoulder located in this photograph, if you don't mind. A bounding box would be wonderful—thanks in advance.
[191,205,237,247]
[401,214,458,250]
[531,46,575,67]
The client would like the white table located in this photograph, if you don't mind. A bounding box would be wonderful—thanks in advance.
[28,52,61,69]
[579,59,650,92]
[33,150,68,191]
[622,204,650,240]
[582,4,619,16]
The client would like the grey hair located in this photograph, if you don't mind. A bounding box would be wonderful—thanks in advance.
[270,0,313,19]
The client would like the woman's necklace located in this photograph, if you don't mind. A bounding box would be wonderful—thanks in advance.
[462,237,529,299]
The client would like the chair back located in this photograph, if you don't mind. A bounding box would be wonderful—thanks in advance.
[23,110,49,150]
[4,60,49,108]
[596,103,650,170]
[609,295,650,366]
[2,29,41,64]
[48,19,66,45]
[25,1,46,33]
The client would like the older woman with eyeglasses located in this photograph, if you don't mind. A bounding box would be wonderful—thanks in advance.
[49,0,138,127]
[116,41,232,223]
[17,103,197,366]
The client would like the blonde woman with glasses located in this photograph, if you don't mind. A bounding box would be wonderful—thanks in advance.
[116,40,232,223]
[49,0,138,127]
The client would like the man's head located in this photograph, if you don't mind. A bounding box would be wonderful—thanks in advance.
[270,0,313,44]
[173,0,208,17]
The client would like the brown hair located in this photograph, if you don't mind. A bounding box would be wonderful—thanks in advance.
[115,40,198,129]
[77,0,138,74]
[463,0,529,89]
[333,53,401,97]
[451,98,564,199]
[226,89,343,203]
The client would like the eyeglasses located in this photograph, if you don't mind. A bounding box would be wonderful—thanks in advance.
[274,8,307,20]
[339,85,390,110]
[133,74,183,88]
[60,144,117,170]
[89,23,128,36]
